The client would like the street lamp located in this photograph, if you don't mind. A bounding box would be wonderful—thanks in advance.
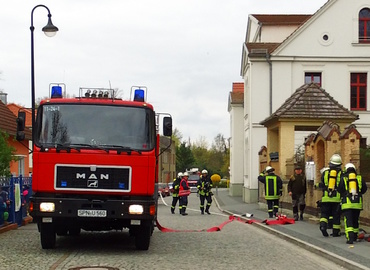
[30,5,58,150]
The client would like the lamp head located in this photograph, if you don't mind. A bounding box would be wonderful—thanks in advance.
[42,15,58,37]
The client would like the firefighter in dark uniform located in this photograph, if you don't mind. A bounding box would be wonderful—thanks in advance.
[317,154,342,237]
[338,163,367,244]
[171,172,182,214]
[258,166,283,218]
[197,169,213,215]
[179,172,190,216]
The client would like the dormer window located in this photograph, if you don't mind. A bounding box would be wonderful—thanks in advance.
[359,8,370,43]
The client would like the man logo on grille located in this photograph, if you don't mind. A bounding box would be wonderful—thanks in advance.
[88,180,98,188]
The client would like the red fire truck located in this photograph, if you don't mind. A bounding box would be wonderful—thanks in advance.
[16,86,172,250]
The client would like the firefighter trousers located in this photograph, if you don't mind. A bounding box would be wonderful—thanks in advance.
[320,202,341,235]
[171,195,179,213]
[343,209,361,242]
[199,194,212,213]
[267,199,279,218]
[179,196,188,214]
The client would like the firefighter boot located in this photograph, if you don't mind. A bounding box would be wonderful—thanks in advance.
[205,205,211,215]
[346,232,355,244]
[200,207,204,215]
[332,228,341,237]
[294,213,299,221]
[320,221,329,237]
[300,213,304,221]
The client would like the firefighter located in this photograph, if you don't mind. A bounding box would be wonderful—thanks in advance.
[197,169,213,215]
[179,172,190,216]
[317,154,343,237]
[288,165,307,221]
[258,166,283,218]
[171,172,182,214]
[338,163,368,244]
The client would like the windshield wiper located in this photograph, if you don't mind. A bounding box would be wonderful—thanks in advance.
[98,144,142,155]
[69,143,109,153]
[40,143,81,153]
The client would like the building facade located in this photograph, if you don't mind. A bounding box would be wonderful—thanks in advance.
[233,0,370,202]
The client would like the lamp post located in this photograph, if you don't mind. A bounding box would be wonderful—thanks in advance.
[30,5,58,150]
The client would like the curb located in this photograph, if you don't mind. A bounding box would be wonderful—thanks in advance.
[213,195,370,270]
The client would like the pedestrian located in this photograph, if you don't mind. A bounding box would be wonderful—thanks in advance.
[197,169,213,215]
[179,172,190,216]
[316,154,342,237]
[171,172,182,214]
[338,163,368,244]
[258,166,283,218]
[288,165,307,221]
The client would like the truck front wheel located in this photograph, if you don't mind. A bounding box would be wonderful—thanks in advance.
[40,223,56,249]
[135,225,151,250]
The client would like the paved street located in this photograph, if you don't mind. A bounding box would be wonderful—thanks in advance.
[0,192,354,270]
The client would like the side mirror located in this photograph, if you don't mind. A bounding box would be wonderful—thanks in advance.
[163,116,172,137]
[16,111,26,141]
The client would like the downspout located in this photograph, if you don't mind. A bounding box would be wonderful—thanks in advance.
[265,53,272,115]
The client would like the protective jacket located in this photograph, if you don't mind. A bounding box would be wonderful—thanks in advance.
[338,171,367,210]
[179,178,190,197]
[320,168,341,203]
[258,172,283,200]
[197,176,213,196]
[172,177,181,197]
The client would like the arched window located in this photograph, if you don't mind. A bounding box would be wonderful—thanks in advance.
[359,8,370,43]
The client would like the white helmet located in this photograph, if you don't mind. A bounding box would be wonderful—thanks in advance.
[183,172,189,177]
[202,169,208,174]
[330,154,342,165]
[177,172,183,177]
[345,163,356,171]
[265,166,274,173]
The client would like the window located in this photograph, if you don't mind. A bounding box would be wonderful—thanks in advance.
[359,8,370,43]
[305,72,322,86]
[350,73,367,111]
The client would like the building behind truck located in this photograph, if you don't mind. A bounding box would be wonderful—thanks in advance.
[16,86,172,250]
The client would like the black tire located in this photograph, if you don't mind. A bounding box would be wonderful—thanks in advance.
[40,223,56,249]
[135,225,151,250]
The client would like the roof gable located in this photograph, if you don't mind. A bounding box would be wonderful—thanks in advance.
[260,83,358,125]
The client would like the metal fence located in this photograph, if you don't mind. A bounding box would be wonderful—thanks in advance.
[0,176,32,227]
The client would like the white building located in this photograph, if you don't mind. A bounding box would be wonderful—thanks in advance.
[230,0,370,202]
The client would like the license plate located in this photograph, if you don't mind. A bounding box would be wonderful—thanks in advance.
[78,209,107,217]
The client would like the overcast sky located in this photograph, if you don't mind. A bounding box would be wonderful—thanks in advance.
[0,0,328,146]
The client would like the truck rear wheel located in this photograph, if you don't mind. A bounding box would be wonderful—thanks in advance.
[40,223,56,249]
[135,225,151,250]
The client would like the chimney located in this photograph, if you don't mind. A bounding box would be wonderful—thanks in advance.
[0,92,8,105]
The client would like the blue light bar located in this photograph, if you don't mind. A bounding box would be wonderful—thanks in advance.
[134,89,145,102]
[51,86,62,98]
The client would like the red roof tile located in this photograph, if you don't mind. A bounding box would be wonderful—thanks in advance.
[0,101,32,139]
[232,82,244,93]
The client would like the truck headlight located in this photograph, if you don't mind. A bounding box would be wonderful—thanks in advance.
[129,204,144,214]
[39,202,55,212]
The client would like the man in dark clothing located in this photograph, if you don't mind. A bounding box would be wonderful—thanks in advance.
[258,166,283,218]
[288,165,307,221]
[179,172,190,216]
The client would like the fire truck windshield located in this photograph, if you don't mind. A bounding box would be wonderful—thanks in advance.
[36,104,156,151]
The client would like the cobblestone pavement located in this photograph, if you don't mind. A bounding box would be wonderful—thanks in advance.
[0,192,354,270]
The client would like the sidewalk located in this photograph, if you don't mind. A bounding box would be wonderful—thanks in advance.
[213,188,370,270]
